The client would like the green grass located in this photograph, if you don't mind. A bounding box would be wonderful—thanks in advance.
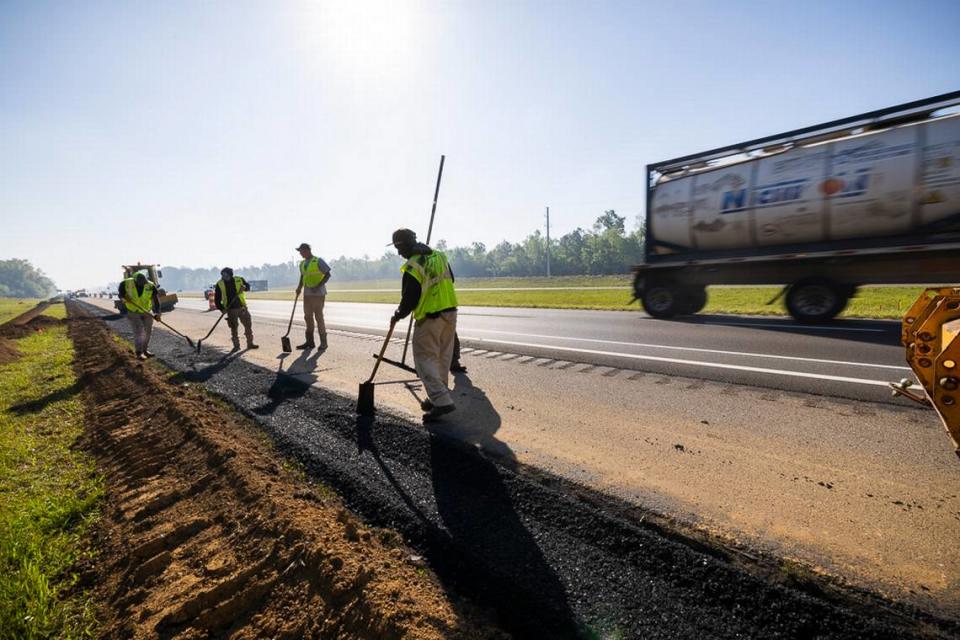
[0,304,102,639]
[179,280,925,319]
[0,298,42,325]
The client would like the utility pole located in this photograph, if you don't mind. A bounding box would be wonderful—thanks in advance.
[545,206,551,277]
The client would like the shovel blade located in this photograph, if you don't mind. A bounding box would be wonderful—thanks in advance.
[357,381,375,416]
[281,336,292,353]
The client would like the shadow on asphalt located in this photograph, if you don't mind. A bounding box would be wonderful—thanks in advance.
[446,372,516,466]
[253,349,328,416]
[673,313,900,346]
[355,413,581,638]
[427,430,581,638]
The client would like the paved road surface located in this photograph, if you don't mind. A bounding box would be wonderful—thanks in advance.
[175,297,913,404]
[88,298,959,619]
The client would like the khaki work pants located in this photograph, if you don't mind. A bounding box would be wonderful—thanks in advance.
[226,306,254,344]
[303,294,326,343]
[126,312,154,354]
[412,310,457,407]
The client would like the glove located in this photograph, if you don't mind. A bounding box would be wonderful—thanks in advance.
[391,311,402,325]
[153,314,162,321]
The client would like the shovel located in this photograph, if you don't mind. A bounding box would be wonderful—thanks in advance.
[125,299,196,349]
[281,290,301,353]
[196,291,241,353]
[357,319,396,416]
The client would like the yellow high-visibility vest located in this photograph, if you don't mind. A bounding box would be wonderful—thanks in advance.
[401,250,457,320]
[217,276,247,308]
[123,277,155,314]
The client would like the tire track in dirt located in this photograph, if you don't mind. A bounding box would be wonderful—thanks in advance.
[79,301,960,640]
[67,307,505,639]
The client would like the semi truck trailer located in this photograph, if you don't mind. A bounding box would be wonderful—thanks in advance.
[633,91,960,323]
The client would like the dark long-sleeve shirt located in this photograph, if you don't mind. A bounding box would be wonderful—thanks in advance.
[394,246,455,320]
[118,280,161,314]
[214,277,249,311]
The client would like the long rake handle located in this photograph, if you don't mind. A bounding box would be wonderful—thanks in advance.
[402,154,445,365]
[198,290,242,345]
[367,321,397,384]
[125,298,193,343]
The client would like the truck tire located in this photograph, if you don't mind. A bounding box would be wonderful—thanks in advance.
[678,286,708,315]
[785,279,849,324]
[641,282,685,318]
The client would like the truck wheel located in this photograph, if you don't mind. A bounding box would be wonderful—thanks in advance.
[678,287,707,315]
[641,282,685,318]
[786,279,848,323]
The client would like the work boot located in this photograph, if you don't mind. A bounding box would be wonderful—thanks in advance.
[246,340,259,350]
[319,333,328,350]
[231,337,241,352]
[450,361,467,373]
[296,341,315,350]
[420,398,434,412]
[422,404,456,423]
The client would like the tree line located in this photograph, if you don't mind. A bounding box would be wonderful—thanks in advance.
[0,259,57,298]
[158,211,645,291]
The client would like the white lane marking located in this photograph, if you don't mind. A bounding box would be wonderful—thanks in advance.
[463,338,898,388]
[174,302,905,382]
[700,320,884,333]
[419,326,909,371]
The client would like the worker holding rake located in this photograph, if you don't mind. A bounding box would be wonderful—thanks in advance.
[118,271,161,360]
[215,267,259,351]
[389,228,459,422]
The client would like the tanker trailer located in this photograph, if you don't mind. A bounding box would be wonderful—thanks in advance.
[634,91,960,323]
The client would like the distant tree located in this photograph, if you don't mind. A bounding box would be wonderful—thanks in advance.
[0,259,56,298]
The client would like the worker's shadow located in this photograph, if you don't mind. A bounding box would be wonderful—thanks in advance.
[253,350,327,416]
[353,417,580,637]
[428,431,580,637]
[171,350,240,384]
[421,373,516,467]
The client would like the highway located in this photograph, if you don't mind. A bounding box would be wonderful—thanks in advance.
[176,297,913,403]
[86,297,959,619]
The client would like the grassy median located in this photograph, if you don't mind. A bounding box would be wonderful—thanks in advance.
[0,298,41,325]
[183,280,925,319]
[0,302,102,640]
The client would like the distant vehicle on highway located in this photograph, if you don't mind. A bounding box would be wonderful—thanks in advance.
[634,91,960,323]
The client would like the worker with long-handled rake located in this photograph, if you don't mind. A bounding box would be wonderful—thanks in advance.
[117,271,162,360]
[214,267,259,352]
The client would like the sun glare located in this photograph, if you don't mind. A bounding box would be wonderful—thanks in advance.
[298,0,423,78]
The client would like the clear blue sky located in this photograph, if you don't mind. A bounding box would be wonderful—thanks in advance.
[2,0,958,290]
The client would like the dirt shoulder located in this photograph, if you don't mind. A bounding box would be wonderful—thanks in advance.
[67,305,504,639]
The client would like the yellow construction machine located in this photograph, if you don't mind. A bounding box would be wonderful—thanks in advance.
[114,263,178,313]
[892,287,960,457]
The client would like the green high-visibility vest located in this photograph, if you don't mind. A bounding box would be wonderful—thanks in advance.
[300,257,326,288]
[216,276,247,308]
[401,250,457,321]
[123,278,155,314]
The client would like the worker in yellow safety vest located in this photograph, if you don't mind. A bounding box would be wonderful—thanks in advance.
[117,271,161,360]
[215,267,258,351]
[389,228,459,422]
[295,242,331,350]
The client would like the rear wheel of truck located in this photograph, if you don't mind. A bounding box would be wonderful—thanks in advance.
[785,279,850,323]
[641,282,685,318]
[677,286,707,315]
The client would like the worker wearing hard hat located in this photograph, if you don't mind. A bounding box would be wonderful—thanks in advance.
[118,271,161,360]
[389,228,459,422]
[215,267,259,351]
[295,243,332,350]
